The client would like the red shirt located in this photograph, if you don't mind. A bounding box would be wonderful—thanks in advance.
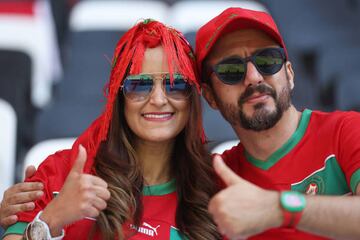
[12,150,186,239]
[221,109,360,239]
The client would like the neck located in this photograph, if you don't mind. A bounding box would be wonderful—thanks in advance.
[135,139,174,186]
[234,106,302,161]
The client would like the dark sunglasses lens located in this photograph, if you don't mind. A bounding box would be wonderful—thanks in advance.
[164,74,192,99]
[255,48,284,75]
[214,58,245,84]
[123,75,152,100]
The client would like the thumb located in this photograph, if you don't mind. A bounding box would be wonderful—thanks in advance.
[71,145,87,174]
[24,165,37,179]
[213,154,242,186]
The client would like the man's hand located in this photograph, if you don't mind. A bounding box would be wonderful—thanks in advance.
[40,145,111,236]
[209,155,282,239]
[0,166,43,229]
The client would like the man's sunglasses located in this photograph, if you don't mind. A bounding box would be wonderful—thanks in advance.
[122,73,193,101]
[210,48,286,85]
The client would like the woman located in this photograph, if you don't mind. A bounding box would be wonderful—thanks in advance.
[3,20,220,239]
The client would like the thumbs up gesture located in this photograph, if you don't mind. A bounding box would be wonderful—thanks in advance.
[208,155,282,239]
[40,145,111,236]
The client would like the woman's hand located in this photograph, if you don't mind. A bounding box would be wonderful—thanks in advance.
[40,145,111,236]
[0,166,43,229]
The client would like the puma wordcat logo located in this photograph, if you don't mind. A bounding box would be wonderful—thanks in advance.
[131,222,161,237]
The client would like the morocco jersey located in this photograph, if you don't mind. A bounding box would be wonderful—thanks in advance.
[221,109,360,240]
[5,150,187,239]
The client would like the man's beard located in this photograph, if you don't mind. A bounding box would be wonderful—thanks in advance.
[216,82,292,131]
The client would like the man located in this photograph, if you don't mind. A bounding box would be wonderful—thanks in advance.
[196,7,360,240]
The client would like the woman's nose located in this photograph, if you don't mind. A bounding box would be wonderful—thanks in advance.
[148,79,168,106]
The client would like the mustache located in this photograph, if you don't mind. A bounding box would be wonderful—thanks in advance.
[239,84,276,104]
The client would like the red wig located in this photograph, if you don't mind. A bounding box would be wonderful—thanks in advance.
[97,20,202,148]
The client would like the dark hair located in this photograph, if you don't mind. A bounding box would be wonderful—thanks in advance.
[94,90,220,239]
[92,20,221,239]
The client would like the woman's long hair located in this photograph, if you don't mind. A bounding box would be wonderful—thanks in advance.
[93,20,221,239]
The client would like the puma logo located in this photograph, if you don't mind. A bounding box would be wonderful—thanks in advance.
[130,222,161,237]
[143,222,160,236]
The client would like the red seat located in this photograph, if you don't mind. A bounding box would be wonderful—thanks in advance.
[0,1,35,15]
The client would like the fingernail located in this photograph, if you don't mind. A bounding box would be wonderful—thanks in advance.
[27,202,35,209]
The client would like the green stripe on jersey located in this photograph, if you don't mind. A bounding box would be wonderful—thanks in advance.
[291,155,349,195]
[170,227,189,239]
[3,222,27,237]
[350,168,360,193]
[143,179,176,196]
[245,109,311,170]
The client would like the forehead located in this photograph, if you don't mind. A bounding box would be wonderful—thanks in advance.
[141,46,169,73]
[207,29,279,61]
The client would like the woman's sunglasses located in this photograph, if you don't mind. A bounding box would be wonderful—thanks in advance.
[210,48,286,85]
[122,73,193,101]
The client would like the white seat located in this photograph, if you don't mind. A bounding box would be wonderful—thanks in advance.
[0,99,17,197]
[23,138,76,176]
[169,0,268,33]
[69,0,169,32]
[0,0,62,108]
[211,140,240,154]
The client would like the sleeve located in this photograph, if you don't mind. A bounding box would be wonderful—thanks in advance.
[2,222,27,237]
[337,112,360,193]
[17,150,72,223]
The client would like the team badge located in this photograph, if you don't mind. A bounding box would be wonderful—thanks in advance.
[291,175,325,195]
[305,183,319,195]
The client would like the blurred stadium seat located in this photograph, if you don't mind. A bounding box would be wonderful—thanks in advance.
[336,72,360,110]
[0,99,17,198]
[169,0,268,46]
[316,46,360,110]
[23,138,76,177]
[260,0,359,111]
[262,0,359,52]
[0,0,62,108]
[0,49,33,144]
[211,140,240,154]
[69,0,169,31]
[0,1,63,175]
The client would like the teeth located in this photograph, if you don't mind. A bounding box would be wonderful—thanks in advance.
[143,113,172,119]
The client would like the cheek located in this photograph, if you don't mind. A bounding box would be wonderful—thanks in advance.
[124,101,140,131]
[174,101,191,126]
[215,86,242,107]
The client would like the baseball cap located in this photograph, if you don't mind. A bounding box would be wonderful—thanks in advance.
[195,7,288,73]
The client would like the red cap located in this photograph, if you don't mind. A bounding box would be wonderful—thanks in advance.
[195,7,288,74]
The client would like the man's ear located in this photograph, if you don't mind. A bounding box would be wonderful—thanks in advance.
[285,61,295,90]
[202,83,219,110]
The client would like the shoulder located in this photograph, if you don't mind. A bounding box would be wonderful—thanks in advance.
[308,110,360,131]
[310,109,360,122]
[25,149,72,184]
[220,143,243,166]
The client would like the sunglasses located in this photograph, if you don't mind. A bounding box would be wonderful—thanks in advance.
[210,48,286,85]
[122,73,193,101]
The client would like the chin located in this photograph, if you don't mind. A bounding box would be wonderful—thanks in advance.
[140,132,178,143]
[243,101,273,117]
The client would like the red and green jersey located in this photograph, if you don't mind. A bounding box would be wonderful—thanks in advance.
[4,150,187,239]
[221,109,360,240]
